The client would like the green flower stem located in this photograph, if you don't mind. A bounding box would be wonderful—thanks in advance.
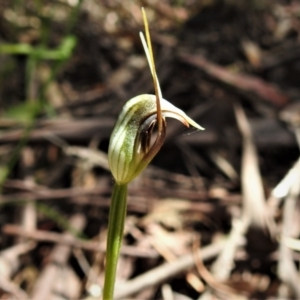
[103,182,128,300]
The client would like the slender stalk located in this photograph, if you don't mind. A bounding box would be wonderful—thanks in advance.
[103,183,128,300]
[141,7,163,133]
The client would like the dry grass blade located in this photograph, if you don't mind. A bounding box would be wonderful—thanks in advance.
[0,276,30,300]
[161,283,174,300]
[211,218,248,281]
[234,102,270,230]
[64,146,109,170]
[268,158,300,215]
[211,102,274,282]
[0,242,35,278]
[277,158,300,298]
[0,242,35,299]
[272,158,300,199]
[282,237,300,252]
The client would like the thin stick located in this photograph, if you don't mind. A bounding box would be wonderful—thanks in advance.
[2,224,158,258]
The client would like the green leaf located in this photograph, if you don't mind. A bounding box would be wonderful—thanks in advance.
[3,102,41,123]
[0,166,9,185]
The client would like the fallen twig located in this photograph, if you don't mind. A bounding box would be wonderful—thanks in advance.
[179,52,289,107]
[3,224,158,258]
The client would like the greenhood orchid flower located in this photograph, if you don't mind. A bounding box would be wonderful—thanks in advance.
[108,94,203,185]
[103,8,204,300]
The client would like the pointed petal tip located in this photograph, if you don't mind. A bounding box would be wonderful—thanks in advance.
[188,119,205,131]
